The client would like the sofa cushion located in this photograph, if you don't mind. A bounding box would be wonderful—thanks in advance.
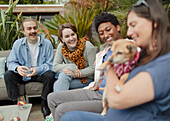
[0,50,11,58]
[0,57,6,78]
[25,82,43,95]
[0,50,11,72]
[0,78,8,100]
[0,78,6,88]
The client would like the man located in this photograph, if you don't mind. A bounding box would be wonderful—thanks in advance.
[47,12,122,121]
[4,19,55,118]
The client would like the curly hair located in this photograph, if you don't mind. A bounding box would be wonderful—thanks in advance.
[94,12,120,33]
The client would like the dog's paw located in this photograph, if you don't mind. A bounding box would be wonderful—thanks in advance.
[115,85,121,92]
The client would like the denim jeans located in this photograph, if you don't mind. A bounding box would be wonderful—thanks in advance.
[60,111,105,121]
[53,71,93,92]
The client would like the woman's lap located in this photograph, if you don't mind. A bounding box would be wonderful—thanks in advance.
[53,71,94,91]
[69,78,94,89]
[60,111,105,121]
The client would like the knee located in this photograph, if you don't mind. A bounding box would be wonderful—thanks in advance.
[58,71,71,80]
[4,71,15,80]
[43,71,55,80]
[47,92,61,106]
[55,72,71,84]
[58,71,67,77]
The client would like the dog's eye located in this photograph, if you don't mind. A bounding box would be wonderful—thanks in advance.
[117,52,122,55]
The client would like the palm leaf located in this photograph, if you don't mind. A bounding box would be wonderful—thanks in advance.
[10,27,21,49]
[0,9,6,32]
[4,11,22,48]
[51,18,59,25]
[36,20,56,48]
[45,21,58,32]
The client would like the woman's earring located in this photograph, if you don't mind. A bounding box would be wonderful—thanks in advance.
[153,42,157,50]
[154,46,157,50]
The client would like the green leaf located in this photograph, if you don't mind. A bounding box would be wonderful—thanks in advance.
[5,11,22,47]
[0,9,6,32]
[45,23,58,33]
[68,16,75,26]
[51,18,59,25]
[45,19,59,29]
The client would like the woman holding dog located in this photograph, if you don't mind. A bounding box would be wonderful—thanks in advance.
[53,23,96,92]
[60,0,170,121]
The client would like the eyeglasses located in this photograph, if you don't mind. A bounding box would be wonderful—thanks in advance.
[135,0,149,8]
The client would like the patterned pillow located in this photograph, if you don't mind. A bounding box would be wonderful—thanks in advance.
[0,57,6,78]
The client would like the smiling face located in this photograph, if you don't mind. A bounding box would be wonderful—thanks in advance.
[22,20,38,43]
[61,28,78,48]
[127,11,154,52]
[98,22,121,43]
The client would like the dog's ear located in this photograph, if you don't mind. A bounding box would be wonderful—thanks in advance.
[126,44,137,53]
[127,45,133,53]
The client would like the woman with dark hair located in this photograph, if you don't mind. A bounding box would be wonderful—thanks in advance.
[53,23,96,92]
[60,0,170,121]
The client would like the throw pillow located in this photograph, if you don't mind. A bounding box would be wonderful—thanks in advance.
[0,57,6,78]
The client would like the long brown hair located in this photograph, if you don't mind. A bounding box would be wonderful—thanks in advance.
[128,0,170,65]
[58,23,79,43]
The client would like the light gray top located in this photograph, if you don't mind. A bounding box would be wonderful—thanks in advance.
[53,41,97,79]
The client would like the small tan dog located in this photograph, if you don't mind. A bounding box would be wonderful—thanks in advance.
[100,39,139,116]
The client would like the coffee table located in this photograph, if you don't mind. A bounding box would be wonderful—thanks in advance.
[0,104,32,121]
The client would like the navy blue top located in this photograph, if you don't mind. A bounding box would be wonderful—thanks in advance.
[106,52,170,121]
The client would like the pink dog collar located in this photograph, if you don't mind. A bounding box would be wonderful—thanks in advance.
[114,51,140,78]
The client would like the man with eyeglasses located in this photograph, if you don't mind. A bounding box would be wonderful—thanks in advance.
[4,19,55,118]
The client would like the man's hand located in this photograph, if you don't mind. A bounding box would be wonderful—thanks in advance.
[74,68,82,78]
[63,69,72,76]
[17,66,29,77]
[16,66,37,77]
[27,67,37,77]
